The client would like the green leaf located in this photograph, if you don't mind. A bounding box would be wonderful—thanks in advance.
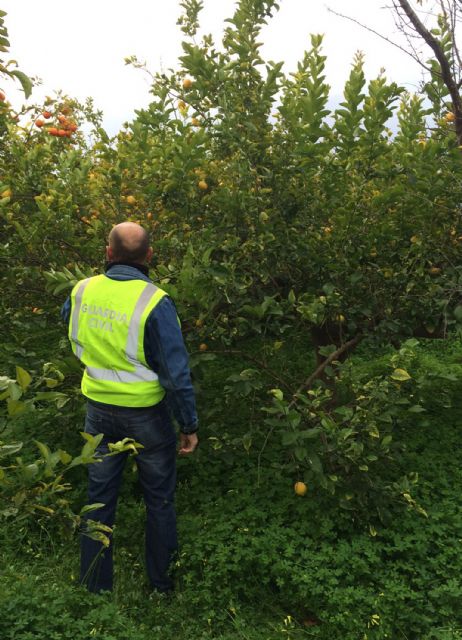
[16,366,32,391]
[9,69,33,98]
[81,433,103,459]
[67,455,84,469]
[80,431,95,442]
[34,392,69,408]
[454,305,462,322]
[334,406,354,420]
[294,446,307,461]
[281,431,298,445]
[84,529,111,547]
[80,503,105,515]
[308,453,323,474]
[0,442,23,458]
[402,338,419,349]
[59,450,72,465]
[381,435,392,448]
[299,428,322,440]
[242,433,252,453]
[35,440,51,461]
[7,382,22,402]
[408,404,426,413]
[107,438,143,456]
[391,368,412,382]
[7,399,27,417]
[23,463,39,481]
[318,344,336,357]
[0,376,12,390]
[269,388,283,401]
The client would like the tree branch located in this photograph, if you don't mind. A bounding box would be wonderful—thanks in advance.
[326,6,432,73]
[289,335,362,408]
[396,0,462,142]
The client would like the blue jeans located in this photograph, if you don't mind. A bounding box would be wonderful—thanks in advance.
[80,400,178,593]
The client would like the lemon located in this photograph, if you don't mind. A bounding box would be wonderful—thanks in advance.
[294,481,307,496]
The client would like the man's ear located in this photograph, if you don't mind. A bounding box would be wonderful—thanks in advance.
[146,247,153,263]
[106,245,114,261]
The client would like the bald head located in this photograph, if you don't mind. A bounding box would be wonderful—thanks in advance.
[107,222,151,264]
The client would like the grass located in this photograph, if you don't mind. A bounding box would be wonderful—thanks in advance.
[2,326,462,638]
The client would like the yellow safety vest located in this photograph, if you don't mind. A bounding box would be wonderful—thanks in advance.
[68,274,167,407]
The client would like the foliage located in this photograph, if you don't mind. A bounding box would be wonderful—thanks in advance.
[0,0,461,520]
[0,9,32,97]
[2,342,462,639]
[0,365,143,543]
[2,3,462,639]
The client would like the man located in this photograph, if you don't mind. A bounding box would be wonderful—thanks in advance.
[62,221,198,593]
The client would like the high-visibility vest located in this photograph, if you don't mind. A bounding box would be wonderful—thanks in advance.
[68,274,167,407]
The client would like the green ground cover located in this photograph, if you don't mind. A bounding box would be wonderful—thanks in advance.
[2,332,462,639]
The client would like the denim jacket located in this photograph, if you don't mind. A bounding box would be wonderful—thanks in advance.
[61,263,198,434]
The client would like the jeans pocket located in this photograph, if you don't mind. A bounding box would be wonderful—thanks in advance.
[84,404,107,436]
[127,405,175,451]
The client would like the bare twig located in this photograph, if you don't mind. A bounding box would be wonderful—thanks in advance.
[256,423,275,487]
[326,6,432,73]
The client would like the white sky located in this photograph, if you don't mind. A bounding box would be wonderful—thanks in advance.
[1,1,424,134]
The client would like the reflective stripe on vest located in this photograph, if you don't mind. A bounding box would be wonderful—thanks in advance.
[86,366,157,383]
[70,277,92,359]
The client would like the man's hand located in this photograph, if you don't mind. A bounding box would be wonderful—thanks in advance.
[178,432,198,455]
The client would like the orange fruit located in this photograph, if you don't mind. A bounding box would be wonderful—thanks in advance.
[182,77,193,89]
[126,195,136,205]
[0,91,5,101]
[198,180,208,191]
[48,128,59,136]
[35,118,45,128]
[43,111,52,119]
[294,481,307,496]
[199,343,208,351]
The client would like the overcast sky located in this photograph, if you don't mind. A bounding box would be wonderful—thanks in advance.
[1,1,424,134]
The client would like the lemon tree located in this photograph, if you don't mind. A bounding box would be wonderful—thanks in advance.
[3,0,462,511]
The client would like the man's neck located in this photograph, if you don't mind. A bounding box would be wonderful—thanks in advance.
[105,261,150,277]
